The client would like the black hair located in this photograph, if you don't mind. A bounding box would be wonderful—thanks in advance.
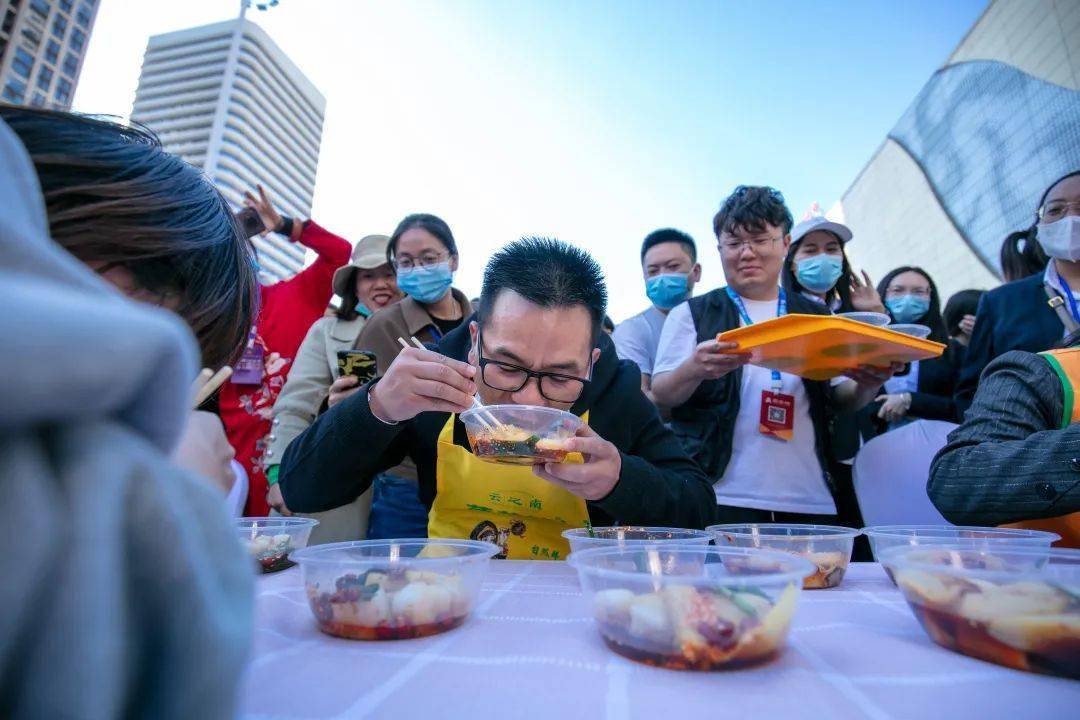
[336,273,362,321]
[713,185,793,239]
[1000,170,1080,282]
[387,213,457,262]
[478,237,608,342]
[640,228,697,264]
[602,315,615,333]
[781,232,856,311]
[942,289,984,338]
[876,266,948,344]
[1,105,258,369]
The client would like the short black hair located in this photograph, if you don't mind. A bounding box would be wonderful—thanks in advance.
[478,237,608,342]
[942,289,984,337]
[713,185,793,239]
[640,228,697,264]
[387,213,457,263]
[602,315,615,333]
[1,106,258,369]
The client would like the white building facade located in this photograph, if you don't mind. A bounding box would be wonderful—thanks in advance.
[835,0,1080,299]
[131,18,326,283]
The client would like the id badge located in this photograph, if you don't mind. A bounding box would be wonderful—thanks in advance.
[759,390,794,441]
[232,343,265,385]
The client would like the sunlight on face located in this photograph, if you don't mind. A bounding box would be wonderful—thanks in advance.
[717,223,790,293]
[354,263,401,310]
[793,230,844,261]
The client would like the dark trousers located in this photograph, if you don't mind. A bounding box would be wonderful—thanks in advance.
[365,473,429,540]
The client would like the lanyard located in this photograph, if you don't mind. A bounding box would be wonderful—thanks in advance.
[725,287,786,390]
[1056,272,1080,325]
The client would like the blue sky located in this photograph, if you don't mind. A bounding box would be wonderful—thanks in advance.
[76,0,988,320]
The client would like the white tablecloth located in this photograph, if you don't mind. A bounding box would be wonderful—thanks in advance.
[241,561,1078,719]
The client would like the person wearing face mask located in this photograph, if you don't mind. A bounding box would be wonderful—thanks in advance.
[781,216,884,314]
[314,213,473,539]
[613,229,702,394]
[871,267,958,430]
[277,238,717,559]
[956,170,1080,417]
[264,234,403,541]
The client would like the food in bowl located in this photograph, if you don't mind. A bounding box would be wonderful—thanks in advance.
[880,545,1080,679]
[236,517,318,574]
[460,404,583,465]
[863,525,1060,584]
[291,539,499,641]
[709,524,860,589]
[570,546,814,670]
[562,526,714,555]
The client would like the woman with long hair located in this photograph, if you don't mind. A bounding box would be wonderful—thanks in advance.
[781,216,884,314]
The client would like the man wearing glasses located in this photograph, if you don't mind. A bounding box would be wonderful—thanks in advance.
[278,237,717,559]
[650,186,897,525]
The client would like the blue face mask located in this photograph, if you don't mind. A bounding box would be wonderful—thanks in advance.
[886,295,931,324]
[795,254,844,294]
[397,261,454,304]
[645,273,691,310]
[356,302,372,318]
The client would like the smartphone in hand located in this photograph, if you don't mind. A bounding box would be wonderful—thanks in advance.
[337,350,377,383]
[236,207,266,238]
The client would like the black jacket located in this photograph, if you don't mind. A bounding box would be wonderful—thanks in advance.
[279,324,719,529]
[668,288,834,492]
[930,350,1080,524]
[955,273,1065,418]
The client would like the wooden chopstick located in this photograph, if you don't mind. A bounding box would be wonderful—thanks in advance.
[192,365,233,408]
[397,336,500,430]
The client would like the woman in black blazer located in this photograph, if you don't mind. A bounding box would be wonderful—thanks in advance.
[954,170,1080,418]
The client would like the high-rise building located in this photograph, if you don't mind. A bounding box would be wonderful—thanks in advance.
[0,0,99,110]
[835,0,1080,298]
[131,17,326,283]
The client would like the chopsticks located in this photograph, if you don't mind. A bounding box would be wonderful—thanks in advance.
[397,336,501,431]
[192,365,233,408]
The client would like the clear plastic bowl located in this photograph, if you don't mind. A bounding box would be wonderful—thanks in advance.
[886,323,932,339]
[838,311,891,327]
[708,523,860,589]
[460,404,584,465]
[289,539,499,640]
[568,545,815,670]
[562,526,714,556]
[879,544,1080,679]
[863,525,1061,584]
[236,517,319,574]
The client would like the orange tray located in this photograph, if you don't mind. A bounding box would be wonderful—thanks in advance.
[717,314,946,381]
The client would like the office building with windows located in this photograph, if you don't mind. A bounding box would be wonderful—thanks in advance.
[131,18,326,283]
[0,0,98,109]
[834,0,1080,298]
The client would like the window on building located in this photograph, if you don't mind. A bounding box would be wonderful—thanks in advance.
[51,14,67,41]
[76,2,93,29]
[37,65,53,91]
[55,77,72,105]
[69,27,84,52]
[60,0,74,11]
[63,52,78,76]
[30,0,51,19]
[12,47,35,79]
[4,10,19,36]
[45,39,60,64]
[31,92,47,107]
[21,25,43,47]
[3,79,27,104]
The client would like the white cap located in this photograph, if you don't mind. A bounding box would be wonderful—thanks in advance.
[791,216,853,245]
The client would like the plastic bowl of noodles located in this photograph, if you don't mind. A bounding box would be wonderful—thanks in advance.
[460,404,583,465]
[879,544,1080,679]
[709,523,860,589]
[569,545,814,670]
[291,539,500,640]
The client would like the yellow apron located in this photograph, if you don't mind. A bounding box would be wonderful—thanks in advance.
[428,412,591,561]
[1001,347,1080,548]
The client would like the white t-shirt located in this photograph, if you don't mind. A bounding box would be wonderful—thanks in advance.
[653,295,836,515]
[613,305,667,376]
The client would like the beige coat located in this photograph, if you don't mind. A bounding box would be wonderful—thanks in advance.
[268,314,373,544]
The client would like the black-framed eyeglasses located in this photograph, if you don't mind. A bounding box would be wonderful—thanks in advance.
[476,329,592,403]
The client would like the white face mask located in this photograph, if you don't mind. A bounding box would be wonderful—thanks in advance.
[1037,215,1080,262]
